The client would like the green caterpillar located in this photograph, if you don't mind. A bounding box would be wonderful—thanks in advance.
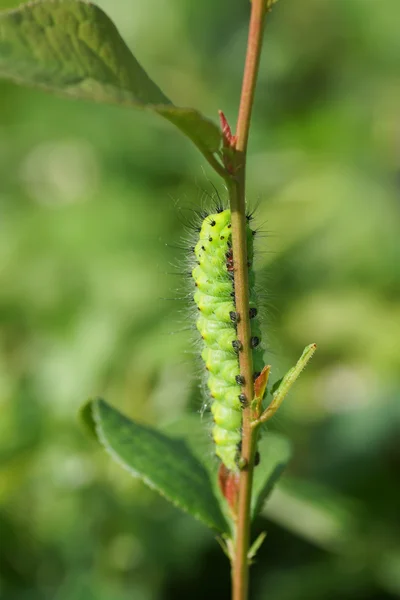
[192,209,264,472]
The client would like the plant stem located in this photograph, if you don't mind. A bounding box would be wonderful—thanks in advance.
[235,0,268,155]
[204,150,229,179]
[228,1,269,599]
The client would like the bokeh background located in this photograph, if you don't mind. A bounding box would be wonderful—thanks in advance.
[1,0,400,598]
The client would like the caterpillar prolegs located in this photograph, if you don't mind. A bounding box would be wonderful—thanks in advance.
[192,209,264,472]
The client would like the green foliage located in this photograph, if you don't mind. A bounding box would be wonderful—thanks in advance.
[159,413,292,526]
[251,432,292,518]
[79,397,98,441]
[86,398,229,534]
[1,0,400,598]
[0,0,222,156]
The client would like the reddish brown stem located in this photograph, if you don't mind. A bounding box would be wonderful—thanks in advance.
[228,2,269,600]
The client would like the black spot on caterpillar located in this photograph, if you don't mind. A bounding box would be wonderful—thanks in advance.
[192,208,264,472]
[238,393,247,407]
[251,336,260,348]
[232,340,242,352]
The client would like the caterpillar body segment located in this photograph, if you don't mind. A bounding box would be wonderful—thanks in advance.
[192,209,263,471]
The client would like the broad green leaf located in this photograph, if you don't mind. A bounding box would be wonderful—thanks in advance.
[161,413,218,475]
[0,1,222,157]
[161,414,231,522]
[86,398,229,534]
[251,431,292,518]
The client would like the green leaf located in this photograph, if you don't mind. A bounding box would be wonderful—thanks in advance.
[251,432,292,519]
[271,377,283,395]
[162,417,292,525]
[0,1,222,157]
[86,398,229,534]
[78,398,97,441]
[161,414,232,524]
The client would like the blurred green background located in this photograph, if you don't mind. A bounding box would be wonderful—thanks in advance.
[1,0,400,598]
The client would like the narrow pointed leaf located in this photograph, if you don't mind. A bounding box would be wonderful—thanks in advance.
[248,531,267,562]
[251,432,292,519]
[0,1,222,156]
[260,343,317,424]
[87,398,229,534]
